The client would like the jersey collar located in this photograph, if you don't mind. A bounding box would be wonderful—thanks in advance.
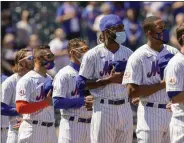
[69,61,80,72]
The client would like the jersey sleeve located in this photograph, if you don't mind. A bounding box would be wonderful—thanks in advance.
[165,63,184,92]
[56,6,64,17]
[122,56,143,85]
[16,79,31,102]
[52,74,68,98]
[79,52,95,79]
[2,80,14,104]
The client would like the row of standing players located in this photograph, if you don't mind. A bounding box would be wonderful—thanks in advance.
[1,14,184,143]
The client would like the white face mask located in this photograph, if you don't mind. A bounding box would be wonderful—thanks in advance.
[114,31,126,44]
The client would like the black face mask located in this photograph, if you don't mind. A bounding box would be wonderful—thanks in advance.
[152,29,169,44]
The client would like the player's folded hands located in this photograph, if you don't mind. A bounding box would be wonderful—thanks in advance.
[166,102,172,112]
[131,97,140,105]
[12,118,23,130]
[85,95,94,111]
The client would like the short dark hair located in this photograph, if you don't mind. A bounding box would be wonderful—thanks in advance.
[33,45,50,58]
[176,24,184,46]
[67,38,86,54]
[143,16,161,33]
[13,49,31,73]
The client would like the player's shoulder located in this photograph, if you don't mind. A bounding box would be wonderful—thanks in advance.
[17,71,34,84]
[83,44,104,58]
[128,44,147,61]
[119,45,133,55]
[54,65,72,79]
[167,53,184,70]
[3,73,18,85]
[164,44,179,55]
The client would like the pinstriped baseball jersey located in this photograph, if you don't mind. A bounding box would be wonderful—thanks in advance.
[53,65,92,118]
[1,74,9,129]
[123,44,178,103]
[2,73,21,128]
[79,43,133,100]
[15,70,55,122]
[165,52,184,124]
[1,74,8,83]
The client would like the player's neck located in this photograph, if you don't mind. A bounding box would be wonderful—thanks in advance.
[105,42,119,53]
[70,58,80,65]
[34,65,47,77]
[18,70,28,77]
[181,46,184,54]
[147,41,163,52]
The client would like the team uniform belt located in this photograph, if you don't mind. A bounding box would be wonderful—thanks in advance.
[1,127,9,130]
[64,116,91,123]
[142,101,167,109]
[100,99,126,105]
[31,120,54,127]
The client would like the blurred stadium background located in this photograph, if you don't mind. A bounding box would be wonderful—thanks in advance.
[1,1,184,143]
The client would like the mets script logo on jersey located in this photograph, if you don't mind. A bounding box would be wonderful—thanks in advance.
[100,61,112,76]
[147,60,160,78]
[36,86,46,100]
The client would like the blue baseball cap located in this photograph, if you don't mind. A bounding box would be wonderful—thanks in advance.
[100,14,123,32]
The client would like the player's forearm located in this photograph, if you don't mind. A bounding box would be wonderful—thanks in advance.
[86,73,123,89]
[108,72,124,84]
[16,100,49,114]
[1,102,20,116]
[86,79,111,89]
[57,13,75,23]
[171,91,184,104]
[128,81,165,98]
[53,97,84,109]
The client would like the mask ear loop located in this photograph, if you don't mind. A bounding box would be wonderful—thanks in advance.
[151,30,163,41]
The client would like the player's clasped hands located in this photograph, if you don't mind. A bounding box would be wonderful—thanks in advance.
[107,66,123,83]
[12,118,23,130]
[166,102,172,112]
[131,97,140,105]
[85,95,94,111]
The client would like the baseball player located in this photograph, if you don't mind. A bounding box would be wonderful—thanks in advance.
[1,74,8,83]
[77,14,134,143]
[165,24,184,143]
[53,38,93,143]
[15,45,57,143]
[122,16,179,143]
[1,49,33,143]
[1,74,8,143]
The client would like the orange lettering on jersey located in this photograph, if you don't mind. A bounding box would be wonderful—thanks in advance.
[168,77,176,85]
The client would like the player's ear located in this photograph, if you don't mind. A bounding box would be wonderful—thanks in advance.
[70,49,76,56]
[147,30,152,36]
[182,34,184,41]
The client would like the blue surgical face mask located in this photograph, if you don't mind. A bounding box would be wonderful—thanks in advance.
[114,31,126,44]
[152,29,169,44]
[108,29,126,44]
[43,60,55,70]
